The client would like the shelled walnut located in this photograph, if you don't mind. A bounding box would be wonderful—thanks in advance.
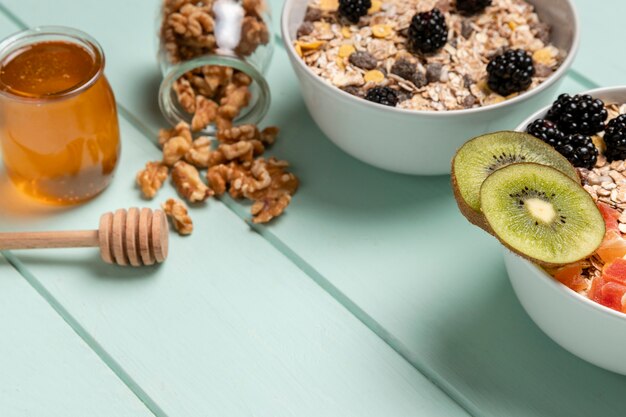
[162,198,194,235]
[171,160,214,203]
[160,0,270,132]
[135,120,297,228]
[136,162,169,199]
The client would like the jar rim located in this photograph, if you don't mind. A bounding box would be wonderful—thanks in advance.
[158,53,271,135]
[0,26,105,102]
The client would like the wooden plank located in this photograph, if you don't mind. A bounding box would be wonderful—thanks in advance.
[568,0,625,89]
[0,0,616,415]
[4,1,624,416]
[0,254,154,417]
[0,5,471,409]
[0,113,471,417]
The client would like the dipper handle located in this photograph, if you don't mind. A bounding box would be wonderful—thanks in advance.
[0,230,99,250]
[0,208,169,267]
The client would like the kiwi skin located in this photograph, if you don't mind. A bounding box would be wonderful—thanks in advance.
[451,160,492,232]
[450,131,581,234]
[479,162,604,268]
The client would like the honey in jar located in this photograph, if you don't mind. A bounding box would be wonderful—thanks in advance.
[0,27,120,205]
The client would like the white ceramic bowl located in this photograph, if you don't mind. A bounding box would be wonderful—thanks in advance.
[281,0,579,175]
[507,86,626,375]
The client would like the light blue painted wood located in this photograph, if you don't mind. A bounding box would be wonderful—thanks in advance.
[1,1,624,416]
[0,255,154,417]
[0,99,471,417]
[569,0,626,89]
[2,0,619,415]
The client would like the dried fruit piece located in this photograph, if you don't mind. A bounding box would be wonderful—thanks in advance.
[364,69,385,83]
[298,40,325,51]
[371,24,392,38]
[338,44,356,58]
[368,0,382,14]
[348,51,377,70]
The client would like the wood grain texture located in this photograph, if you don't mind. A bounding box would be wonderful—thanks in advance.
[0,230,99,250]
[1,1,624,416]
[0,116,470,417]
[0,254,153,417]
[0,10,471,408]
[568,0,626,89]
[1,0,616,415]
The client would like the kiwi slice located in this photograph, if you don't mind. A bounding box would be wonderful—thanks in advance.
[480,163,604,266]
[452,131,579,227]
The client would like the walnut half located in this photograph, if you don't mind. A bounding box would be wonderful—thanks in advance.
[162,198,194,235]
[171,161,214,203]
[136,162,169,199]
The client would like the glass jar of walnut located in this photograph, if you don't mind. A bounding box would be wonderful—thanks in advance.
[158,0,274,135]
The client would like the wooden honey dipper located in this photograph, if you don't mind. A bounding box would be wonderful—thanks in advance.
[0,208,168,267]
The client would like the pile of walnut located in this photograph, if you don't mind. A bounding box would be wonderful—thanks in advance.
[136,121,299,235]
[161,0,270,132]
[174,66,254,132]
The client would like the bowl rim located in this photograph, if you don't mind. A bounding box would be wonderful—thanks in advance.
[506,251,626,324]
[513,85,626,324]
[280,0,580,118]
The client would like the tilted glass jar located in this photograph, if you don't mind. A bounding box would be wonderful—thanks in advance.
[0,26,120,205]
[158,0,274,134]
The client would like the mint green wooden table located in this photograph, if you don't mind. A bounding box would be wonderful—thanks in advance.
[1,1,625,416]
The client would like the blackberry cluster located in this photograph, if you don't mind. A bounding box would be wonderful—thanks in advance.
[365,86,399,107]
[526,119,598,169]
[407,9,448,54]
[486,49,534,96]
[546,94,608,135]
[338,0,371,23]
[604,114,626,162]
[456,0,492,15]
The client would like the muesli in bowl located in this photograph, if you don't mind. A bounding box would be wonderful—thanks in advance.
[522,94,626,313]
[452,86,626,374]
[281,0,578,174]
[294,0,563,111]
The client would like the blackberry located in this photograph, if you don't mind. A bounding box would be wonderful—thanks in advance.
[407,9,448,54]
[604,114,626,162]
[365,86,399,107]
[456,0,492,15]
[558,134,598,170]
[486,49,534,96]
[546,94,608,135]
[526,119,566,148]
[338,0,371,23]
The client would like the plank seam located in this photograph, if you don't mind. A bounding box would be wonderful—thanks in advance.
[0,6,168,417]
[1,251,168,417]
[0,3,601,416]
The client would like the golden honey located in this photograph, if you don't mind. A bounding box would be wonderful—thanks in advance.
[0,28,120,205]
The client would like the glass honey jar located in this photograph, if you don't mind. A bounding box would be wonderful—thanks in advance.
[0,26,120,205]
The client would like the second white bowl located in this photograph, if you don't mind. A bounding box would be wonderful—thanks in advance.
[507,86,626,375]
